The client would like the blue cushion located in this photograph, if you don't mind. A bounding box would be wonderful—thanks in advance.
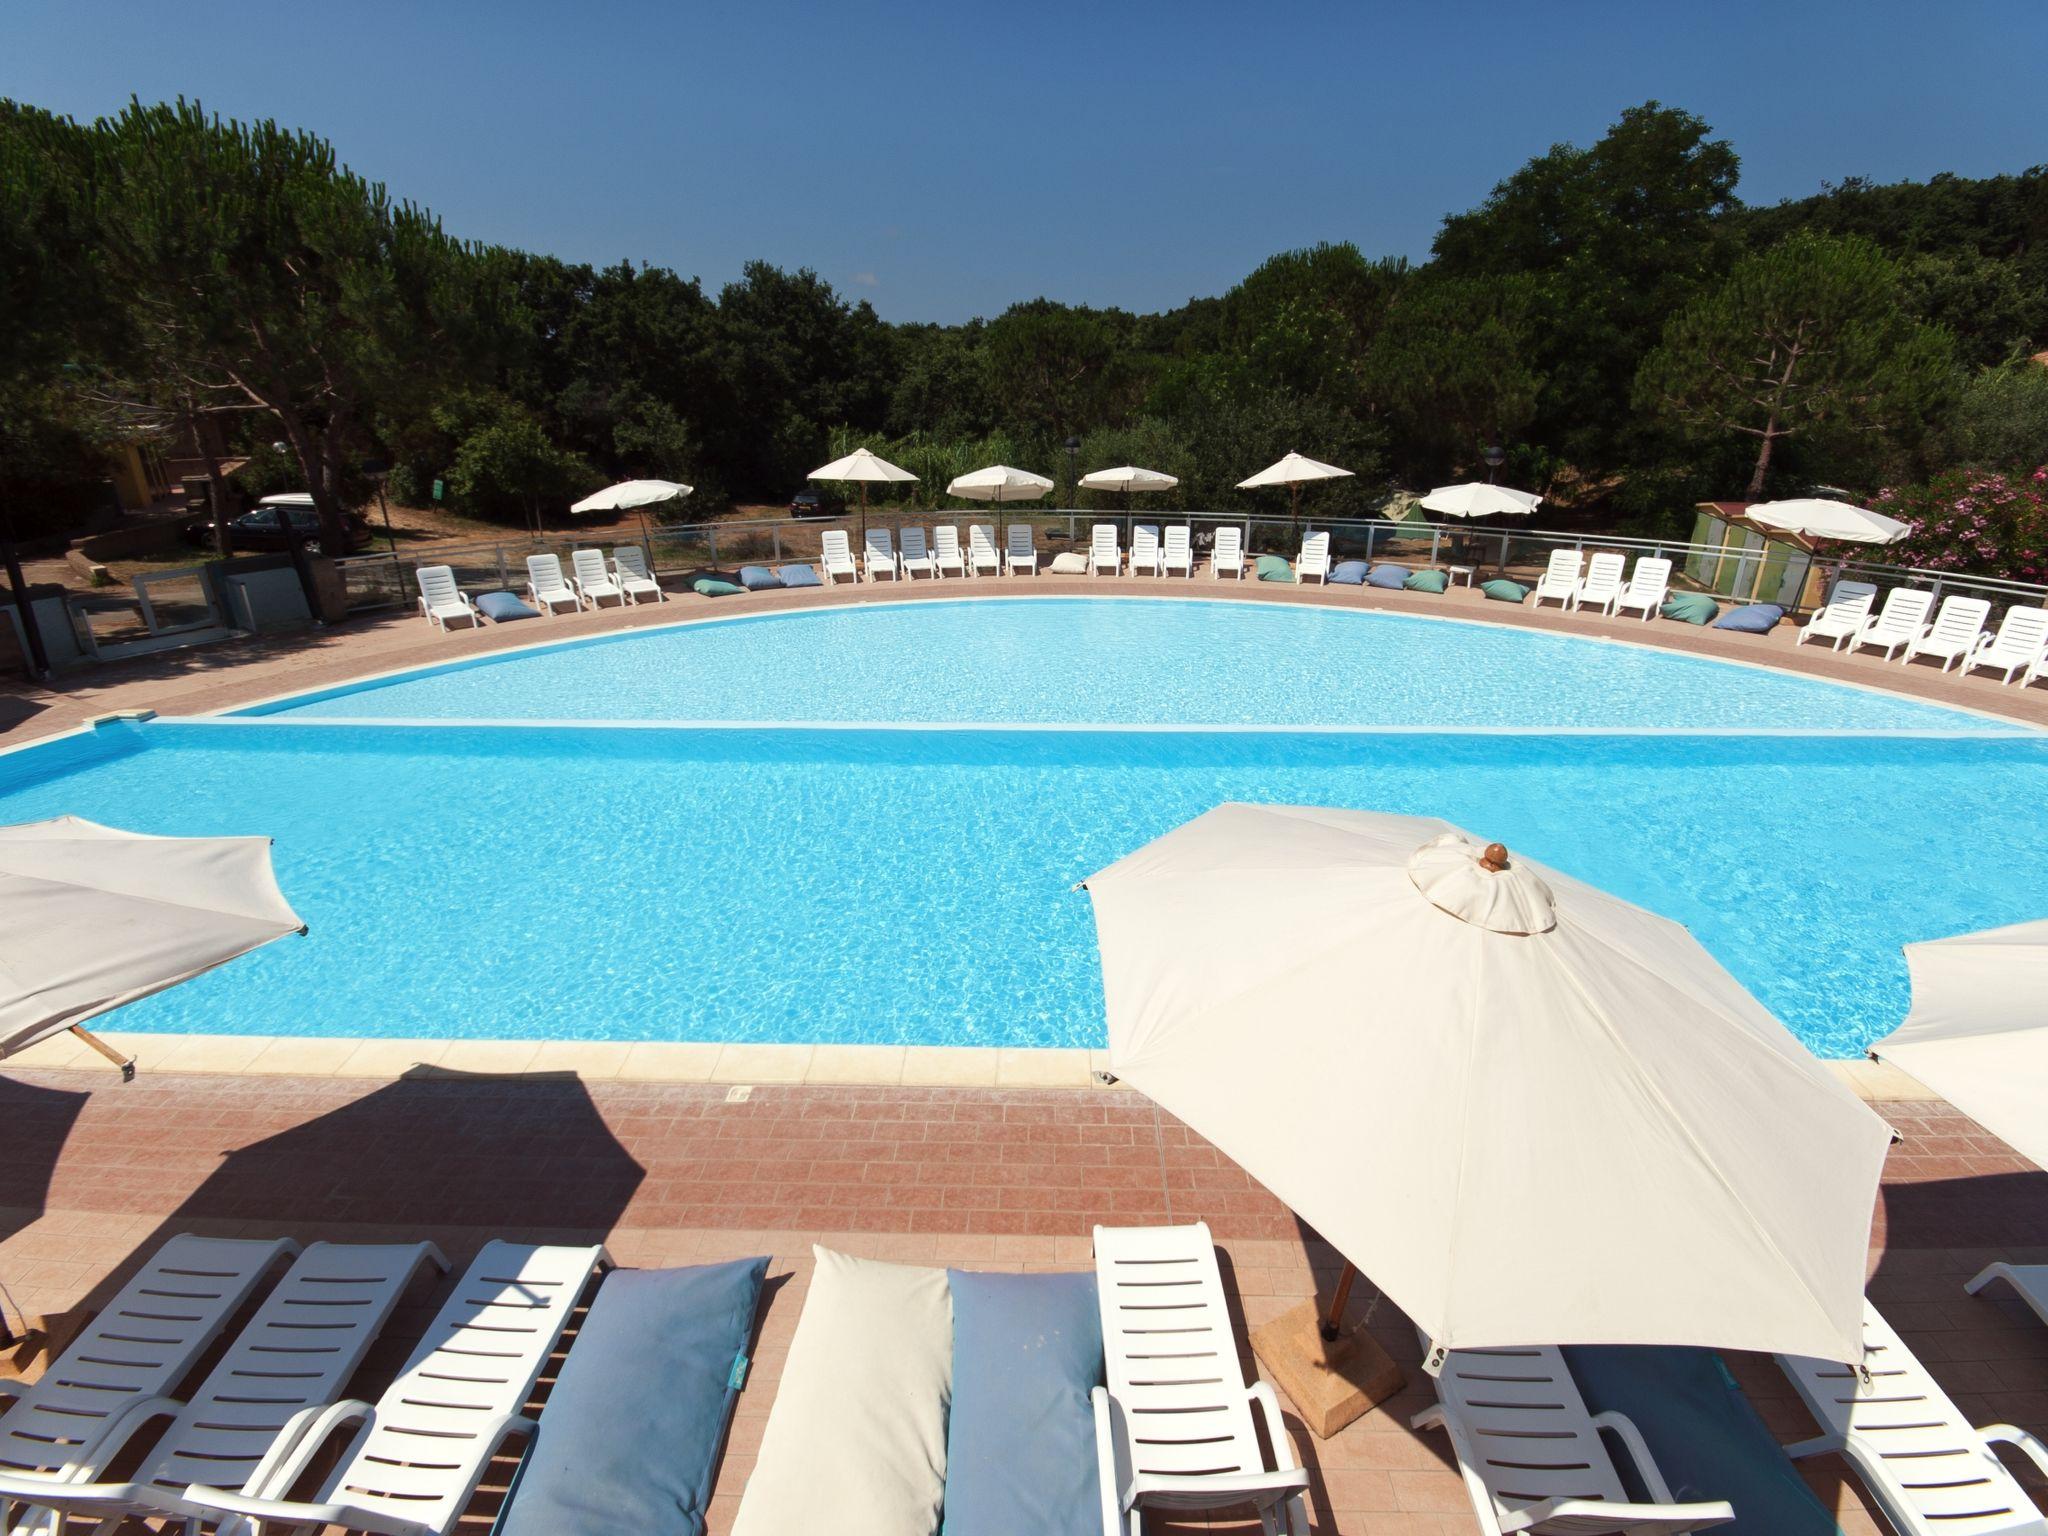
[1366,563,1410,589]
[474,591,539,622]
[737,565,783,591]
[944,1270,1102,1536]
[777,564,821,588]
[500,1258,768,1536]
[1713,602,1784,634]
[1328,559,1370,585]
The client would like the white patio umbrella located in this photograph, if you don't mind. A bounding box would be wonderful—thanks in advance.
[1078,465,1179,497]
[571,478,693,546]
[1238,451,1353,532]
[1746,499,1910,547]
[1418,482,1543,519]
[809,447,917,542]
[947,464,1055,547]
[0,816,307,1076]
[1080,804,1890,1374]
[1871,919,2048,1170]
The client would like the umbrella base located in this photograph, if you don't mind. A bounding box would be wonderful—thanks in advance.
[1,1306,91,1384]
[1251,1299,1405,1439]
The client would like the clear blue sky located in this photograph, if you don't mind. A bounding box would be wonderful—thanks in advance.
[6,0,2043,323]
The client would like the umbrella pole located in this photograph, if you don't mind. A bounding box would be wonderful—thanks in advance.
[70,1025,135,1082]
[859,484,868,546]
[1321,1261,1359,1340]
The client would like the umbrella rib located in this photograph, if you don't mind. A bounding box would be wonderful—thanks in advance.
[0,868,301,931]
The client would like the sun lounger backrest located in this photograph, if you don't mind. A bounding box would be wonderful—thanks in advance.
[417,566,461,607]
[527,554,570,593]
[1164,526,1191,558]
[1627,556,1672,594]
[1826,578,1879,609]
[1991,606,2048,655]
[1583,551,1625,589]
[1432,1343,1636,1511]
[1541,549,1582,585]
[1133,524,1160,558]
[1300,530,1330,565]
[900,526,929,558]
[865,527,894,558]
[572,548,612,587]
[1214,526,1243,561]
[1868,588,1934,636]
[1008,524,1036,554]
[613,546,652,580]
[969,525,997,560]
[1091,524,1118,557]
[1926,595,1990,645]
[821,530,852,564]
[934,525,962,558]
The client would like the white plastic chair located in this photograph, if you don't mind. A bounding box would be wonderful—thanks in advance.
[1092,1223,1308,1536]
[1573,551,1627,615]
[182,1243,612,1536]
[570,548,625,608]
[968,524,1002,577]
[525,553,581,616]
[1851,588,1936,661]
[1614,557,1672,621]
[1210,526,1245,579]
[820,529,857,584]
[898,526,936,580]
[611,546,665,605]
[863,526,899,581]
[415,566,479,631]
[1531,549,1583,609]
[1797,580,1878,649]
[1963,607,2048,684]
[1006,523,1039,576]
[1416,1341,1733,1534]
[1903,595,1991,671]
[1089,523,1121,577]
[1296,531,1331,585]
[1129,524,1161,576]
[1778,1299,2048,1536]
[1162,525,1193,577]
[932,525,966,578]
[0,1242,446,1532]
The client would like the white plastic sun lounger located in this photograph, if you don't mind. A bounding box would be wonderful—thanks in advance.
[898,525,936,580]
[1573,551,1627,615]
[0,1241,446,1534]
[968,524,1002,577]
[611,546,665,604]
[1968,1263,2048,1332]
[570,548,625,608]
[932,524,966,578]
[1006,522,1039,576]
[415,566,480,632]
[819,529,858,584]
[1210,525,1245,579]
[1778,1299,2048,1536]
[524,554,581,616]
[1902,594,1991,670]
[863,526,899,581]
[1415,1341,1733,1535]
[1162,525,1194,577]
[1614,556,1672,621]
[1795,580,1878,649]
[1092,1222,1308,1536]
[182,1241,612,1536]
[1089,523,1121,577]
[1531,549,1583,609]
[1129,524,1161,576]
[0,1235,296,1507]
[1964,607,2048,684]
[1296,530,1331,585]
[1851,588,1936,661]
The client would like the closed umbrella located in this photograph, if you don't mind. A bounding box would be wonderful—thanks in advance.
[1080,804,1889,1430]
[1237,451,1353,534]
[947,464,1054,549]
[810,448,917,543]
[1871,920,2048,1170]
[0,816,307,1077]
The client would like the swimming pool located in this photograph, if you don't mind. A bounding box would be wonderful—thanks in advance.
[6,715,2044,1058]
[244,598,2021,731]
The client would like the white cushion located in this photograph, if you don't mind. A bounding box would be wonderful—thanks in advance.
[1048,551,1089,574]
[731,1247,952,1536]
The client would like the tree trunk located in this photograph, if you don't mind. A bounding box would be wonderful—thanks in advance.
[191,408,235,560]
[1745,426,1776,501]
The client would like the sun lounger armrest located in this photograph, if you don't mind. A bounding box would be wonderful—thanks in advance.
[1091,1385,1130,1532]
[0,1474,195,1521]
[1246,1379,1302,1473]
[1125,1468,1312,1504]
[1965,1262,2019,1296]
[1590,1408,1680,1504]
[1499,1495,1735,1533]
[1982,1423,2048,1479]
[181,1485,440,1536]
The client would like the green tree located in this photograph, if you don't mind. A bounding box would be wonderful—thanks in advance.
[1943,363,2048,471]
[1218,244,1405,402]
[445,404,598,530]
[984,301,1142,440]
[1365,272,1542,482]
[1634,232,1957,498]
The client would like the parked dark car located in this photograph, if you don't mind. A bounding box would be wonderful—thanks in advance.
[788,488,845,519]
[185,493,369,555]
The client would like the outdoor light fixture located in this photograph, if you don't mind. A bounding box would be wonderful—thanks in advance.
[1064,435,1082,502]
[1482,443,1505,483]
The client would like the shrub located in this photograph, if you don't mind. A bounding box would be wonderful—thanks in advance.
[1873,467,2048,581]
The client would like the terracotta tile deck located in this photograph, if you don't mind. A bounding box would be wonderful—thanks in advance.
[3,1067,2044,1533]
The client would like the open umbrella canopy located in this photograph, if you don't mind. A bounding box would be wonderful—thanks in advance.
[1080,804,1890,1366]
[1746,499,1910,546]
[0,816,306,1059]
[570,479,693,514]
[809,448,917,486]
[946,464,1054,502]
[1078,465,1179,494]
[1237,452,1352,491]
[1418,482,1543,519]
[1871,919,2048,1171]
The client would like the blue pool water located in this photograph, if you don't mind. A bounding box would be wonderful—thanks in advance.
[5,718,2044,1058]
[247,598,2018,731]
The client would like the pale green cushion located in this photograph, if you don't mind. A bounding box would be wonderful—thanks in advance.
[1661,591,1721,625]
[1255,554,1295,582]
[693,578,744,597]
[1481,579,1528,603]
[1404,569,1449,594]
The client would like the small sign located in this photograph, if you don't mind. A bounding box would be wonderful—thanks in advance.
[431,478,445,502]
[729,1351,750,1390]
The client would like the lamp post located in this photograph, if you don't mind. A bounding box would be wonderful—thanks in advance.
[1063,435,1081,507]
[1482,443,1505,484]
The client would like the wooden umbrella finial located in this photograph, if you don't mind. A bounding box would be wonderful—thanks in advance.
[1479,842,1511,873]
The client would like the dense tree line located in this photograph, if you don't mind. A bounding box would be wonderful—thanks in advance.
[3,96,2045,555]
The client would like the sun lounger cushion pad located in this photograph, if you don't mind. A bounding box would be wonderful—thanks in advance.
[1366,564,1410,588]
[693,578,745,597]
[738,565,784,590]
[1329,560,1370,584]
[1049,551,1089,574]
[731,1247,952,1536]
[1404,568,1449,593]
[942,1271,1102,1536]
[1661,591,1721,624]
[502,1257,768,1536]
[777,564,821,587]
[475,591,540,621]
[1712,602,1784,633]
[1255,554,1295,582]
[1482,579,1528,603]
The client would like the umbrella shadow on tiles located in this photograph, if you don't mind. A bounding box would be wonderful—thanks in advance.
[0,1074,91,1357]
